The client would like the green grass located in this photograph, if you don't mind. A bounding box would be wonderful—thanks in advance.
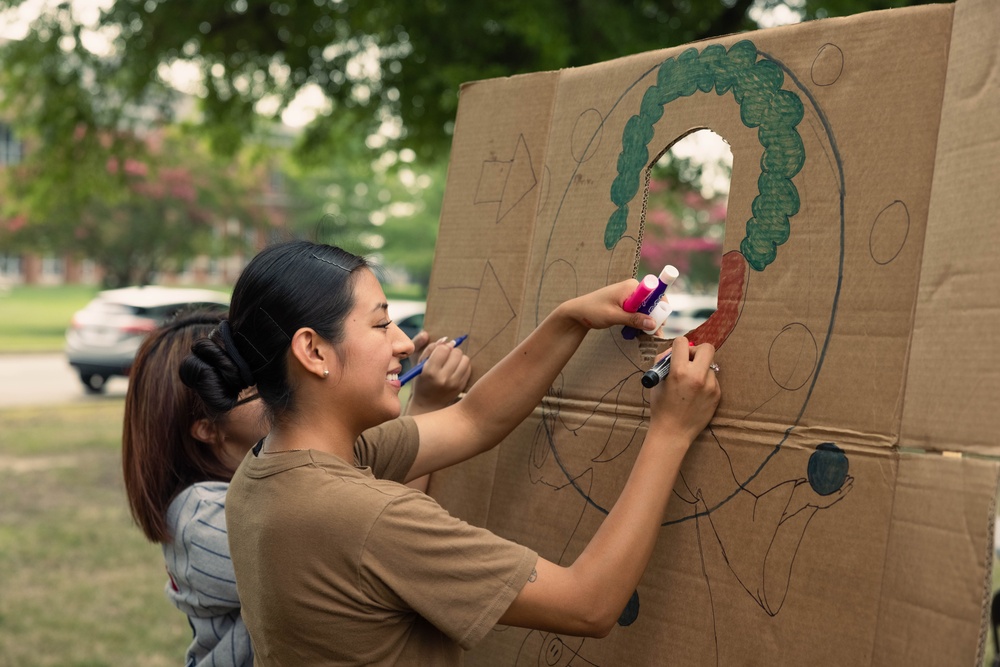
[0,401,190,667]
[0,282,424,354]
[0,285,101,353]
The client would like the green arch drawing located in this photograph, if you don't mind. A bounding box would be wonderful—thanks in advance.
[606,40,805,271]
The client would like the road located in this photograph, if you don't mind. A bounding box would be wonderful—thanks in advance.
[0,353,129,408]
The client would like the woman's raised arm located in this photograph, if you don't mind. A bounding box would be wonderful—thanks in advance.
[406,279,655,480]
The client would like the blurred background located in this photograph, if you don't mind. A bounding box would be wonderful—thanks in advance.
[3,1,991,666]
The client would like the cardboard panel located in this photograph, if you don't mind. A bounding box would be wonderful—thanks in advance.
[873,453,998,666]
[900,0,1000,455]
[425,2,1000,664]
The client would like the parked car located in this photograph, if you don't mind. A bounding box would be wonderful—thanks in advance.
[65,286,230,393]
[661,293,718,339]
[389,300,426,341]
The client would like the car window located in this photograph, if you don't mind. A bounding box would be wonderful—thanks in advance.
[86,301,138,316]
[395,315,424,343]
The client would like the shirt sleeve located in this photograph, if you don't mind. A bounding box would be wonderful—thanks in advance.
[354,416,419,482]
[168,485,242,611]
[358,489,538,649]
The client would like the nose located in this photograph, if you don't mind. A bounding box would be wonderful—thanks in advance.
[392,322,416,358]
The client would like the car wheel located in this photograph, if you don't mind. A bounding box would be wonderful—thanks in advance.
[80,373,108,394]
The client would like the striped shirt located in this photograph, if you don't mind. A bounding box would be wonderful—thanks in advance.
[163,482,252,667]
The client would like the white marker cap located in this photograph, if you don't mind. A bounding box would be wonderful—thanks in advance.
[643,300,673,335]
[659,265,680,285]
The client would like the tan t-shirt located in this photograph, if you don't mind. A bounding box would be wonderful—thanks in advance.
[226,416,537,666]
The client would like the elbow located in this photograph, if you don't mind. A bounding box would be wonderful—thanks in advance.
[573,604,619,638]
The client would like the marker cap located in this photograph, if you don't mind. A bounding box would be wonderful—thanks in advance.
[643,300,673,335]
[659,264,680,285]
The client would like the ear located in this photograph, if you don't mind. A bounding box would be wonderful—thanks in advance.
[289,327,332,380]
[190,418,222,446]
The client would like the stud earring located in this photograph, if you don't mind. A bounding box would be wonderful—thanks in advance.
[323,369,329,378]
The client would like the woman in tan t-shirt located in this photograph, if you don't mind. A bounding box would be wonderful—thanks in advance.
[181,240,720,666]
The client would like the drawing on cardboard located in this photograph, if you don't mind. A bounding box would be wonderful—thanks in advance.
[505,39,856,663]
[429,4,1000,664]
[474,134,538,224]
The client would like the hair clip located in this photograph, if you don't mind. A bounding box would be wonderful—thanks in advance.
[310,253,351,272]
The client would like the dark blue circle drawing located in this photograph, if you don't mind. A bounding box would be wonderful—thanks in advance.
[618,590,641,626]
[807,442,850,496]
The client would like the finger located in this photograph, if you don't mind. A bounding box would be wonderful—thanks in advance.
[690,342,717,372]
[626,312,657,331]
[418,336,448,363]
[438,346,468,379]
[411,330,430,352]
[671,336,691,362]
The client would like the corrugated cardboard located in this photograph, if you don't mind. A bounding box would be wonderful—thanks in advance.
[424,1,1000,664]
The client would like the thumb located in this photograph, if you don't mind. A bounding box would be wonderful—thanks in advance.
[626,312,656,332]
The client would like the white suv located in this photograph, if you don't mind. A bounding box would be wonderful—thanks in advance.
[65,286,229,393]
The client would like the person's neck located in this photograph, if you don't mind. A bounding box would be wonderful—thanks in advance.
[262,420,358,462]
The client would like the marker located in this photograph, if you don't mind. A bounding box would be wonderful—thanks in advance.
[622,265,680,340]
[399,334,468,386]
[641,351,672,388]
[640,342,695,388]
[623,274,659,313]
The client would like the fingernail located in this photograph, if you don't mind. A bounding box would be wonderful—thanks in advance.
[435,336,448,344]
[642,318,656,330]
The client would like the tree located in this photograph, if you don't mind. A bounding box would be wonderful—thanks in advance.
[0,0,935,288]
[2,0,936,164]
[0,125,268,287]
[278,149,447,291]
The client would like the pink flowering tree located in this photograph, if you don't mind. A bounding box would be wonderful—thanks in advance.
[1,128,267,287]
[637,149,729,294]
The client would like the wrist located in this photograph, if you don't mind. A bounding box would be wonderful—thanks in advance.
[646,421,696,451]
[551,299,592,334]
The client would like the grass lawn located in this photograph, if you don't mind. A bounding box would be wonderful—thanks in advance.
[0,283,423,354]
[0,285,101,353]
[0,401,189,667]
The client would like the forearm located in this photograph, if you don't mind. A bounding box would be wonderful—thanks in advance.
[569,430,691,628]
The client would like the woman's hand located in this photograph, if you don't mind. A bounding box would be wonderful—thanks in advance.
[648,336,721,444]
[557,280,657,332]
[406,333,472,415]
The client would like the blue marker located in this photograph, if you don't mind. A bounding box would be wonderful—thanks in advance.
[399,334,468,386]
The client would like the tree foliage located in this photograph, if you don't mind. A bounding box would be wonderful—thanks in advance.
[0,0,935,287]
[2,0,936,163]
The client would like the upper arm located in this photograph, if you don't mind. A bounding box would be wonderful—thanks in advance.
[406,403,482,481]
[175,490,241,608]
[498,557,614,638]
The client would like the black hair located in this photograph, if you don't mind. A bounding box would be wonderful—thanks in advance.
[180,240,368,420]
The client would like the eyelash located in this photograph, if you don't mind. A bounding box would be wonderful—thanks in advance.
[376,322,392,330]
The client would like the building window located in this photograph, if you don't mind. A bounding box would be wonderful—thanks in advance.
[0,123,23,166]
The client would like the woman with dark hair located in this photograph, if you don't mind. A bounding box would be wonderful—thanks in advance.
[123,309,263,667]
[123,306,468,667]
[180,240,720,666]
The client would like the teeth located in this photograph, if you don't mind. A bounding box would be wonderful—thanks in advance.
[387,373,398,381]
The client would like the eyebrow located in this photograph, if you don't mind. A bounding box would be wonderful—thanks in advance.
[372,302,389,314]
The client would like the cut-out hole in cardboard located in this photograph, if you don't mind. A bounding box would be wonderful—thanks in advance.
[637,128,731,339]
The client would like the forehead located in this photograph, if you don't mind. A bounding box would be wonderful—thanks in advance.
[351,269,387,311]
